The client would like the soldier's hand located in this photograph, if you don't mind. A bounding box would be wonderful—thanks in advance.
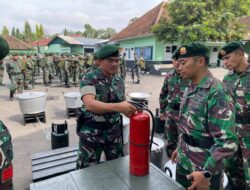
[159,113,166,120]
[187,171,210,190]
[170,148,177,163]
[116,101,137,117]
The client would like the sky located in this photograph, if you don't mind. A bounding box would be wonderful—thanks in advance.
[0,0,163,35]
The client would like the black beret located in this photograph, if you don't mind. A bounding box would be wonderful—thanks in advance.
[97,45,119,59]
[218,41,245,60]
[177,42,210,59]
[0,36,10,60]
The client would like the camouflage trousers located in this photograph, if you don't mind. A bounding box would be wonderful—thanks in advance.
[165,119,178,157]
[22,71,31,88]
[225,136,250,190]
[9,74,23,93]
[176,164,223,190]
[70,69,80,86]
[76,124,123,169]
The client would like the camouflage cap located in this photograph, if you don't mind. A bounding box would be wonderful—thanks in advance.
[218,41,245,60]
[0,36,10,60]
[97,44,119,59]
[177,42,210,59]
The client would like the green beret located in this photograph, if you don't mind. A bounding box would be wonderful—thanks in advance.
[218,41,245,60]
[0,36,9,60]
[177,42,210,59]
[93,51,99,59]
[97,45,119,59]
[172,48,180,60]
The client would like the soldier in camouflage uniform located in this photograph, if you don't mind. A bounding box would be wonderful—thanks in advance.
[76,45,137,169]
[171,42,238,190]
[43,53,53,86]
[219,41,250,190]
[84,52,100,74]
[119,52,126,80]
[21,53,33,90]
[6,53,24,100]
[133,52,140,84]
[0,36,14,190]
[159,48,189,157]
[64,55,72,88]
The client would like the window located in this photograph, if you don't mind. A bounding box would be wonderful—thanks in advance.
[165,46,171,53]
[135,46,153,60]
[212,47,218,52]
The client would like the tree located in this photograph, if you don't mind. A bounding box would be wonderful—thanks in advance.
[152,0,250,43]
[16,28,21,39]
[39,24,44,38]
[11,27,16,37]
[24,21,32,42]
[2,26,9,36]
[83,24,97,38]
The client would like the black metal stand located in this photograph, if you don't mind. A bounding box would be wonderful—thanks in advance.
[23,111,46,125]
[66,108,81,119]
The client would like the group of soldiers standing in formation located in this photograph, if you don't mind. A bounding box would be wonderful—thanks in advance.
[159,41,250,190]
[1,51,128,101]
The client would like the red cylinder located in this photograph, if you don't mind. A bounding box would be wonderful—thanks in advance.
[129,111,150,176]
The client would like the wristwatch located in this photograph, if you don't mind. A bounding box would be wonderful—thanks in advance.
[203,170,212,180]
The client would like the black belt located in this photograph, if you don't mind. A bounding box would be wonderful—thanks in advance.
[182,134,214,149]
[236,115,250,124]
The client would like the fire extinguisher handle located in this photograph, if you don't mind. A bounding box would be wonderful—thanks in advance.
[128,100,147,109]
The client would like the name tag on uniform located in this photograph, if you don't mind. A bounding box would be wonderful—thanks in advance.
[2,164,13,183]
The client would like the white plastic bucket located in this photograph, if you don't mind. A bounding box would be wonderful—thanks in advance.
[17,92,47,114]
[64,92,82,108]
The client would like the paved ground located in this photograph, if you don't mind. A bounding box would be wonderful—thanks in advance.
[0,67,228,190]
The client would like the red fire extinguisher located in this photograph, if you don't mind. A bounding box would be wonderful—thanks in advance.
[129,107,155,176]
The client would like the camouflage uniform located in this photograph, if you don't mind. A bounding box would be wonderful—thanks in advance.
[21,56,33,89]
[6,59,24,98]
[43,55,53,85]
[223,66,250,189]
[159,69,188,157]
[133,54,140,84]
[176,73,238,189]
[119,54,126,80]
[69,57,80,86]
[0,120,13,190]
[64,58,72,87]
[76,68,125,169]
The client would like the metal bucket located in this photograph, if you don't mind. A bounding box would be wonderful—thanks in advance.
[17,92,47,114]
[164,160,228,188]
[64,92,82,108]
[150,137,165,169]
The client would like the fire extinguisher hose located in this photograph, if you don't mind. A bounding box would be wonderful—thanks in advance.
[143,108,155,156]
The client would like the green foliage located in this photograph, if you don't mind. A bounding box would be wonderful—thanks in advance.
[24,21,32,42]
[11,27,16,37]
[83,24,116,39]
[2,26,9,36]
[36,24,45,39]
[153,0,250,43]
